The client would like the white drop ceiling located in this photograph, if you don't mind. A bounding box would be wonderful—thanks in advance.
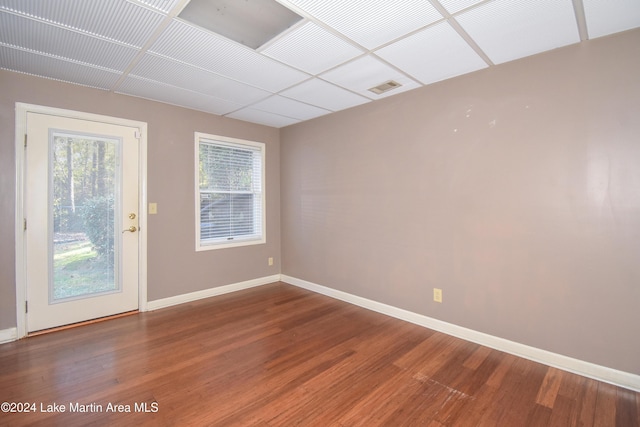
[1,0,639,128]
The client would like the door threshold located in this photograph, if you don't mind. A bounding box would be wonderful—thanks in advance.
[27,310,139,337]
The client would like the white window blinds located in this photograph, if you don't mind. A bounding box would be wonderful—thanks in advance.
[196,134,265,250]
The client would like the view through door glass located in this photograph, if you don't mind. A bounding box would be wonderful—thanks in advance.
[52,133,120,301]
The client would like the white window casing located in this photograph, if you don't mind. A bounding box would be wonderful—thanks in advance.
[195,132,265,251]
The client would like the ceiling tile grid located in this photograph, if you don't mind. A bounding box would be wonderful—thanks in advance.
[149,19,310,92]
[583,0,640,39]
[455,0,581,65]
[227,107,301,128]
[438,0,485,14]
[117,76,244,116]
[0,44,122,89]
[135,0,184,14]
[375,20,489,85]
[261,21,364,75]
[0,12,140,72]
[129,53,272,105]
[1,0,639,128]
[280,0,443,49]
[250,95,331,121]
[0,0,165,47]
[280,78,371,112]
[321,55,421,99]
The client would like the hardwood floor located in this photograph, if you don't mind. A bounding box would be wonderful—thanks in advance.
[1,282,638,426]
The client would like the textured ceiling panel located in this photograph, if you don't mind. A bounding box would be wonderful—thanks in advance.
[1,0,638,128]
[281,0,442,49]
[150,19,309,91]
[117,76,243,115]
[0,0,165,47]
[376,21,488,85]
[280,78,370,112]
[131,54,272,104]
[321,55,421,99]
[0,13,140,71]
[583,0,640,39]
[438,0,485,14]
[226,107,300,128]
[455,0,580,64]
[136,0,184,14]
[250,95,331,120]
[262,21,363,75]
[0,44,121,89]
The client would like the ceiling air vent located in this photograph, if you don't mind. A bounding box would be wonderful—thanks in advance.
[368,80,402,95]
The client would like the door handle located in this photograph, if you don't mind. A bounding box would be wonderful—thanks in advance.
[122,226,137,233]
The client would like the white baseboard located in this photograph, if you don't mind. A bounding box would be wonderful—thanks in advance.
[281,274,640,392]
[0,327,17,344]
[146,275,281,311]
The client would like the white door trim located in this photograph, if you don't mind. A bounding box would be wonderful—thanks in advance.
[14,103,148,338]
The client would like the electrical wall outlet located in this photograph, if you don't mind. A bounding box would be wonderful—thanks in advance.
[268,257,274,266]
[433,288,443,303]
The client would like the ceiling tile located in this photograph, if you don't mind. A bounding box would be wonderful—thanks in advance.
[321,55,421,99]
[583,0,640,39]
[226,108,301,128]
[117,76,243,115]
[376,21,488,85]
[2,0,639,129]
[281,78,370,112]
[262,21,363,75]
[0,0,164,47]
[0,44,121,89]
[280,0,442,49]
[149,19,310,92]
[131,54,272,104]
[438,0,485,14]
[455,0,580,64]
[250,95,331,121]
[135,0,183,14]
[0,13,140,71]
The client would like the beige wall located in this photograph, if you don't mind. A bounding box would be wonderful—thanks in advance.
[0,71,281,329]
[1,29,638,376]
[280,29,640,375]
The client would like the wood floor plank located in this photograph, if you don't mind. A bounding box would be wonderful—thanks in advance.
[439,352,504,425]
[0,282,638,426]
[527,403,553,426]
[337,369,421,426]
[265,327,423,425]
[548,394,578,427]
[452,383,503,427]
[462,345,493,370]
[536,367,565,408]
[616,386,640,427]
[577,377,600,427]
[594,382,618,426]
[485,351,518,389]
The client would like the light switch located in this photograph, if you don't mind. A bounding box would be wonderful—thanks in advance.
[149,203,158,214]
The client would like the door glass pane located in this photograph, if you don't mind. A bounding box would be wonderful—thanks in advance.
[50,132,120,301]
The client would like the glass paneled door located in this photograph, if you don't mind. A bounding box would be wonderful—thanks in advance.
[25,112,140,332]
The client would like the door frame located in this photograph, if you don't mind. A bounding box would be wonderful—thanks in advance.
[14,103,148,338]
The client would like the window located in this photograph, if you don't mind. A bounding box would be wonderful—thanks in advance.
[195,132,265,250]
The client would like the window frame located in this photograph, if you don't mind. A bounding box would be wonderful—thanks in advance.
[194,132,266,251]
